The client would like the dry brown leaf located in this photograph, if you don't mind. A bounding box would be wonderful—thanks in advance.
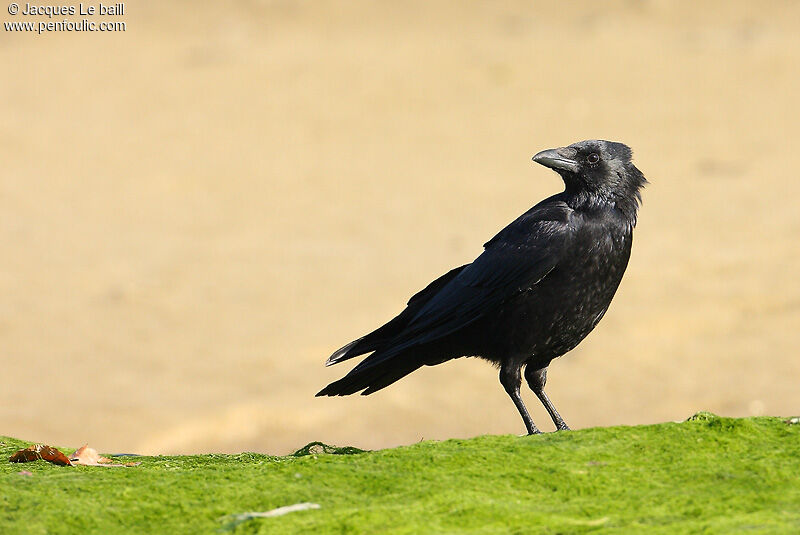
[9,444,72,466]
[69,445,140,467]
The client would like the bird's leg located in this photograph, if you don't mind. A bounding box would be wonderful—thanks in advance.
[524,365,569,431]
[499,364,540,435]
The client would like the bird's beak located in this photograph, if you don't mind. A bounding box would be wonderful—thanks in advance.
[532,148,579,173]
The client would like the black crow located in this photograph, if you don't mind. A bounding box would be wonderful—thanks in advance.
[317,140,647,434]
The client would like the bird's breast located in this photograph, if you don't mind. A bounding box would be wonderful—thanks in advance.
[487,223,632,363]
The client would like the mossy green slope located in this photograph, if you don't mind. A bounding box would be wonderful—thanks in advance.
[1,415,799,534]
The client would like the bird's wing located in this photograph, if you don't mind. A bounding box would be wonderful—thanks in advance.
[325,264,469,366]
[408,219,569,341]
[350,208,574,372]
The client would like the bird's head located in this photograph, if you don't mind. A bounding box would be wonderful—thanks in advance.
[532,140,647,223]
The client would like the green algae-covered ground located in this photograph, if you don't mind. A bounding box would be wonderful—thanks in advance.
[2,414,799,534]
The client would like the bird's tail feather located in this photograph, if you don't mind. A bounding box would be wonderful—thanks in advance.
[317,352,423,396]
[324,312,415,366]
[325,339,364,366]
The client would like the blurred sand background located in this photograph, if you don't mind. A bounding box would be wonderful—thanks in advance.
[0,0,798,455]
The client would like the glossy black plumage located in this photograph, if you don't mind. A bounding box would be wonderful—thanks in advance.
[317,140,647,434]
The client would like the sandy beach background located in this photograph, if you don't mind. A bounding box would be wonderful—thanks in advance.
[1,0,798,454]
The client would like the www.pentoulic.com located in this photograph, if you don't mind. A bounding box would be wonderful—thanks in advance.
[4,19,126,32]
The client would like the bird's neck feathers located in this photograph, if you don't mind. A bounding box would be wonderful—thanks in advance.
[614,163,647,227]
[563,164,647,227]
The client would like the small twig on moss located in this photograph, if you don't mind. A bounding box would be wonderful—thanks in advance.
[219,503,320,531]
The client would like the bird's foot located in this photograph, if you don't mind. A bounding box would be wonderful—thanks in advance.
[555,422,570,431]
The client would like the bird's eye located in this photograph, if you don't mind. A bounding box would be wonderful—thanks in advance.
[587,153,600,164]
